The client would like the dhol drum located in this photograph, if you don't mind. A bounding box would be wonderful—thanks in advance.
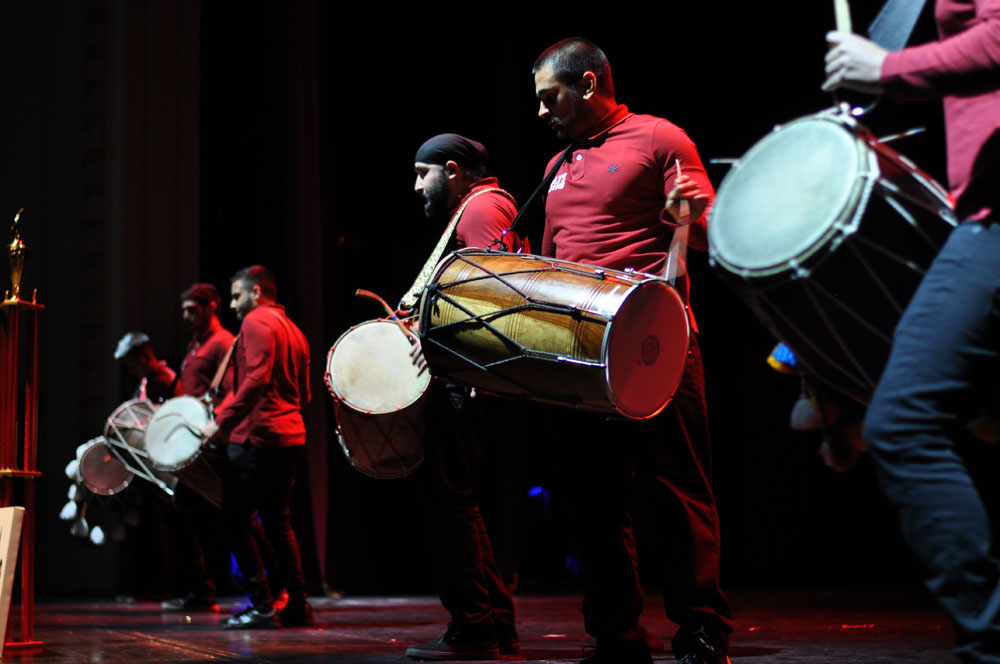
[77,436,133,496]
[144,396,222,506]
[325,319,429,479]
[103,398,179,495]
[418,249,691,420]
[709,108,957,404]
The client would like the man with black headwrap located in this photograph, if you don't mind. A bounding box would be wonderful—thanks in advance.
[403,134,522,661]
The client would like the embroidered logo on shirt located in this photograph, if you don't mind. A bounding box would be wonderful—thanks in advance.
[549,173,567,193]
[607,163,619,173]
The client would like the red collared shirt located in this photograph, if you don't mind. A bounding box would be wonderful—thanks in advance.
[453,177,521,251]
[541,104,713,278]
[180,317,235,400]
[215,303,311,447]
[881,0,1000,216]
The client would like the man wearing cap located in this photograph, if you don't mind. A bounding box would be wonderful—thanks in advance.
[532,38,731,664]
[202,265,313,629]
[403,134,521,661]
[114,331,182,403]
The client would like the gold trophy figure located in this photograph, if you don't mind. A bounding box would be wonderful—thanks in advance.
[5,208,29,305]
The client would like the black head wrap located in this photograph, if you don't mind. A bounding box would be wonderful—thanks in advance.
[414,133,489,170]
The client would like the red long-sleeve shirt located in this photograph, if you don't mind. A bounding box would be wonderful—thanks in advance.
[881,0,1000,216]
[215,303,311,447]
[180,317,235,401]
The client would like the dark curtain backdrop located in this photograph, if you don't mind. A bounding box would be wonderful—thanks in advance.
[1,0,972,598]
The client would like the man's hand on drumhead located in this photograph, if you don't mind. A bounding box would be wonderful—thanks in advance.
[410,342,428,376]
[823,31,887,94]
[665,174,710,226]
[200,421,220,445]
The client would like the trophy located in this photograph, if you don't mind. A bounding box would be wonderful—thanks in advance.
[4,208,28,305]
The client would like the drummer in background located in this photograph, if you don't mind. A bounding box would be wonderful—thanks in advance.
[114,331,182,403]
[402,134,522,661]
[201,266,314,629]
[531,38,732,664]
[825,6,1000,663]
[160,283,237,613]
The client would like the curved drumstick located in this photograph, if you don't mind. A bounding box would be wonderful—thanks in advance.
[355,289,417,344]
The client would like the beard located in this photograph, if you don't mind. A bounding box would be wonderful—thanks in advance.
[421,173,451,218]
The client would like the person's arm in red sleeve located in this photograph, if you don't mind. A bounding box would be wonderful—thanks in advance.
[656,121,714,252]
[214,316,276,437]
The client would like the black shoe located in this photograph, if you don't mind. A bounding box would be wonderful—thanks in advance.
[580,636,652,664]
[672,625,730,664]
[279,600,316,627]
[495,623,520,655]
[219,606,278,630]
[161,593,218,612]
[405,623,499,660]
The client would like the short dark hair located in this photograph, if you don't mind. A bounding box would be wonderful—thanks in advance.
[533,37,614,97]
[231,265,277,300]
[180,282,222,309]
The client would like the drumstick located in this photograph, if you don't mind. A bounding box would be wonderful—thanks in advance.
[355,289,417,344]
[834,0,852,32]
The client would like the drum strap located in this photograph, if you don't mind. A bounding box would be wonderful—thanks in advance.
[209,334,239,397]
[399,187,516,310]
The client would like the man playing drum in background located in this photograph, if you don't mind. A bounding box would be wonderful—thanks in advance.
[532,38,732,664]
[114,331,182,403]
[403,134,523,661]
[825,4,1000,662]
[202,266,314,629]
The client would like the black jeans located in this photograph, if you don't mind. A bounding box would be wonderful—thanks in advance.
[422,384,515,633]
[864,219,1000,663]
[228,442,308,606]
[552,335,732,645]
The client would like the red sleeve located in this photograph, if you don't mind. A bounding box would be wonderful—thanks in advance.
[455,192,518,250]
[881,0,1000,97]
[215,316,275,435]
[653,121,714,252]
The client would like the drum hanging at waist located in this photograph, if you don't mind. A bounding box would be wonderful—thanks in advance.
[325,319,429,479]
[708,108,957,404]
[418,249,691,420]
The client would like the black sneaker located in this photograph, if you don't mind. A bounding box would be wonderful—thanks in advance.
[405,623,499,661]
[580,636,653,664]
[495,623,520,655]
[279,600,316,627]
[672,625,730,664]
[161,593,218,612]
[219,606,278,630]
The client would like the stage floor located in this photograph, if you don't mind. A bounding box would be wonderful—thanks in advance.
[9,589,955,663]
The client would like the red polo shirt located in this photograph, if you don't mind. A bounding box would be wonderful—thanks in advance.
[541,104,713,277]
[454,177,520,251]
[180,317,235,401]
[881,0,1000,217]
[215,303,311,448]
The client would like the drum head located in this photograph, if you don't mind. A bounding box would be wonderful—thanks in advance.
[144,396,208,470]
[327,320,430,414]
[605,281,690,419]
[78,437,133,495]
[710,117,869,277]
[104,399,156,451]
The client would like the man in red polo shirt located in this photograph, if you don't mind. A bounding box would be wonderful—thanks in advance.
[203,265,313,629]
[532,38,731,664]
[826,5,1000,662]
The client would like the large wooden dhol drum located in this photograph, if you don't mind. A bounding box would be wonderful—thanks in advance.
[709,108,957,404]
[418,250,691,420]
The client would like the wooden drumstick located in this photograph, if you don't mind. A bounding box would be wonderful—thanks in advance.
[834,0,852,32]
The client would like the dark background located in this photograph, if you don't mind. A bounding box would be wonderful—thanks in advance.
[0,0,971,600]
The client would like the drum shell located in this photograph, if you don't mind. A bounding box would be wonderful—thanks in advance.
[325,320,430,479]
[103,398,156,452]
[77,437,132,496]
[709,112,957,403]
[418,250,690,419]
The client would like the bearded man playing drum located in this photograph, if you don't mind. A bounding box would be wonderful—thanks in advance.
[532,38,732,664]
[202,266,314,629]
[826,5,1000,662]
[403,134,523,661]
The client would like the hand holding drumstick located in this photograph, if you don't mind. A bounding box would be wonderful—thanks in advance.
[665,160,710,226]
